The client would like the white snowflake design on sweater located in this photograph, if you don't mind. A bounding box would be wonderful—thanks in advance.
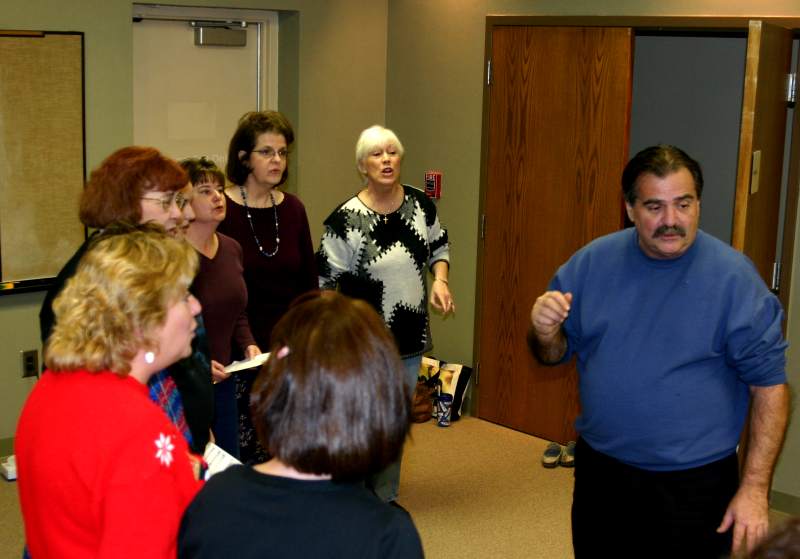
[155,433,175,466]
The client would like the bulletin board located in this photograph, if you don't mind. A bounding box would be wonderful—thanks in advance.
[0,31,85,294]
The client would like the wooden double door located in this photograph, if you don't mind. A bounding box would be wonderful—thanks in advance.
[475,19,798,443]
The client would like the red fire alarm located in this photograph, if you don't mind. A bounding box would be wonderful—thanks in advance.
[425,170,442,199]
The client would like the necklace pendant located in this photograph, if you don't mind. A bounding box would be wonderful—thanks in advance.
[382,215,388,224]
[240,185,280,258]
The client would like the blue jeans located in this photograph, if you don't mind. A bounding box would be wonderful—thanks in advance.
[366,355,420,502]
[211,377,240,459]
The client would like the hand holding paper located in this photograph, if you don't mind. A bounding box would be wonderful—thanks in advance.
[223,352,270,374]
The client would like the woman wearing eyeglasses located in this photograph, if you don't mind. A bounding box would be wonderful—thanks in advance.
[182,157,261,458]
[39,146,214,456]
[218,111,318,464]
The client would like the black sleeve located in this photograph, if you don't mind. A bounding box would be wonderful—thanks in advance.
[39,239,92,344]
[381,511,425,559]
[170,314,214,454]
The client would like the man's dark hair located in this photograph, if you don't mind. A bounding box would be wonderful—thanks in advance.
[622,144,704,205]
[250,290,412,481]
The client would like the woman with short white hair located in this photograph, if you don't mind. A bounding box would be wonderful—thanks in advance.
[317,124,454,504]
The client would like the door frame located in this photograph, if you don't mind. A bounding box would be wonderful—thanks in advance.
[474,14,800,421]
[132,3,279,110]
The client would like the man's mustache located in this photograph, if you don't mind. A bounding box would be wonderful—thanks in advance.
[653,225,686,238]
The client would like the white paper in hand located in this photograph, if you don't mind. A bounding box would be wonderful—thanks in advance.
[203,442,242,480]
[224,352,270,374]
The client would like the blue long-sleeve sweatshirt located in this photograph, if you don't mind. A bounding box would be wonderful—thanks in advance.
[552,228,786,470]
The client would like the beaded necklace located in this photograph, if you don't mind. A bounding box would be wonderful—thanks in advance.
[239,185,279,258]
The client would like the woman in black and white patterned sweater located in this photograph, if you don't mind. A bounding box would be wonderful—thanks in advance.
[317,124,455,504]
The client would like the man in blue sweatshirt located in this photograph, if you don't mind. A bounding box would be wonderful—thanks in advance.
[529,145,788,559]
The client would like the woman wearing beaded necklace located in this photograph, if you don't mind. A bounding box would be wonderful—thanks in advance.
[218,111,318,464]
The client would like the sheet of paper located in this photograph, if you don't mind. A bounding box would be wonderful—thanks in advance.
[203,442,241,480]
[224,352,270,373]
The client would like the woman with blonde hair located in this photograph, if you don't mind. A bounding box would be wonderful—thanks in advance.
[17,225,203,558]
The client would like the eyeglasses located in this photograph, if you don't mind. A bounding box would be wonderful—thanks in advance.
[141,192,190,212]
[251,147,289,160]
[194,184,225,198]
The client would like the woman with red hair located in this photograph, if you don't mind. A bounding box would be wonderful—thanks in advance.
[39,146,213,455]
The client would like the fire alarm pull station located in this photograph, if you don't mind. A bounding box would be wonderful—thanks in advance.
[425,171,442,199]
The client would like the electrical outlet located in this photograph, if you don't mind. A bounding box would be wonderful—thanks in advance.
[21,349,38,378]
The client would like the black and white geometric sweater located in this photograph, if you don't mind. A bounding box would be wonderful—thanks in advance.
[317,184,450,357]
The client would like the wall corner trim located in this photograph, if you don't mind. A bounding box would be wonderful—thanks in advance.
[771,490,800,515]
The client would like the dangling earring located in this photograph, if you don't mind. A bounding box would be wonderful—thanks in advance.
[144,351,155,364]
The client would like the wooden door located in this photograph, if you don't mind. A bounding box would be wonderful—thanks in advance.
[476,26,632,443]
[731,20,793,466]
[732,21,793,284]
[777,52,800,314]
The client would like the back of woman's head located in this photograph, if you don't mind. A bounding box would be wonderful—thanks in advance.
[79,146,188,228]
[45,223,198,375]
[750,518,800,558]
[251,291,412,481]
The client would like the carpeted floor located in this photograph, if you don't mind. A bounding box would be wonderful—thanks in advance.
[0,417,793,558]
[0,472,24,559]
[402,417,575,559]
[0,417,572,559]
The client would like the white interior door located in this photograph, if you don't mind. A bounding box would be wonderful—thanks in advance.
[132,6,277,167]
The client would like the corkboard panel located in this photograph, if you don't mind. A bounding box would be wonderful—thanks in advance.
[0,32,85,290]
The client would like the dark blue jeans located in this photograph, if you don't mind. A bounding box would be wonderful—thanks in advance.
[212,377,240,459]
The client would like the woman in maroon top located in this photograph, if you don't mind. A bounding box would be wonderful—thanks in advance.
[183,157,261,459]
[218,111,318,463]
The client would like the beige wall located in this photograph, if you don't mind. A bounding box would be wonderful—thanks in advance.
[385,0,800,507]
[0,0,387,450]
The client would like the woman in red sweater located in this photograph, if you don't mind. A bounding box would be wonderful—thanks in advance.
[16,225,203,559]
